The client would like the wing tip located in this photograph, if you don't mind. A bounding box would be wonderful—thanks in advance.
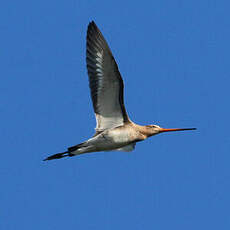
[88,20,98,32]
[89,20,96,25]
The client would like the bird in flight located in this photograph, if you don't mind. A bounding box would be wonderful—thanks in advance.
[44,21,196,161]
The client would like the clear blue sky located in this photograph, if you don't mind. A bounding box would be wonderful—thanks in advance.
[1,0,230,229]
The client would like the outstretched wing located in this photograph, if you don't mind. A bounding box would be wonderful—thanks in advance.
[86,21,129,132]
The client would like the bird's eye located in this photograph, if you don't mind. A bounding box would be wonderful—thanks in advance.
[147,125,156,128]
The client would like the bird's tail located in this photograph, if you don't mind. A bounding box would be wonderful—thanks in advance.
[43,142,85,161]
[43,151,71,161]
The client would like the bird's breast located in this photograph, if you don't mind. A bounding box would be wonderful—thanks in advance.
[105,126,141,144]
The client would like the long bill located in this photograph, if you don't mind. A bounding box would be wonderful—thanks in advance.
[159,127,196,133]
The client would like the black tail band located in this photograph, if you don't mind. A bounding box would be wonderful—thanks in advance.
[43,151,70,161]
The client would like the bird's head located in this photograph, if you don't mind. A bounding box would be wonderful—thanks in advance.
[145,124,196,137]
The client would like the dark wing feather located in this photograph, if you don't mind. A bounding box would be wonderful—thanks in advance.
[86,21,129,131]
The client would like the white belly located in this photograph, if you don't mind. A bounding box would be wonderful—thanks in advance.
[84,128,133,151]
[106,128,133,144]
[71,127,139,155]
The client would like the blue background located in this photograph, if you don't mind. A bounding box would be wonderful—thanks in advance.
[1,0,230,229]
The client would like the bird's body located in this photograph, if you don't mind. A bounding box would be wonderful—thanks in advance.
[44,21,196,161]
[71,123,147,154]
